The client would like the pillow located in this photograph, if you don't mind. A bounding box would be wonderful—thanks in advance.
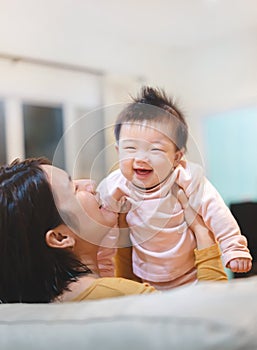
[0,276,257,349]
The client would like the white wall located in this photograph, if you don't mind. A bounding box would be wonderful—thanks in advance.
[0,1,256,179]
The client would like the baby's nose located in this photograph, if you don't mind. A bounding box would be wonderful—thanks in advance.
[134,150,149,162]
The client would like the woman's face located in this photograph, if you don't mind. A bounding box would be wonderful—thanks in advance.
[41,165,118,246]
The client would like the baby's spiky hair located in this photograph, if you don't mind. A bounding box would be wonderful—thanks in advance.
[114,86,188,150]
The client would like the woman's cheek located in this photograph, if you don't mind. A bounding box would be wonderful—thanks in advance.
[76,191,116,227]
[77,191,97,215]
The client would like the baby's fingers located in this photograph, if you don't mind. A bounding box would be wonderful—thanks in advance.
[229,258,252,273]
[242,259,252,273]
[228,259,239,272]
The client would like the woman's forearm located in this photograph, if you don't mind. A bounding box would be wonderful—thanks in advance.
[194,243,228,281]
[193,223,217,250]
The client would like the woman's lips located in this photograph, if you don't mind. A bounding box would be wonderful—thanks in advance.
[94,191,102,208]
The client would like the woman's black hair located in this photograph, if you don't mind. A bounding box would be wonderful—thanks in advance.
[0,158,91,303]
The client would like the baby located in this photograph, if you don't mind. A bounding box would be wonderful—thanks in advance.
[97,86,252,289]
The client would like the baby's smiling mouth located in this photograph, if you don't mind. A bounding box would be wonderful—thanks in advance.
[134,168,152,175]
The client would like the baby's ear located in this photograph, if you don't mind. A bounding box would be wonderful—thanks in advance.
[174,148,184,166]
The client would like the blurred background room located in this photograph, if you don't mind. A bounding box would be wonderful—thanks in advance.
[0,0,257,275]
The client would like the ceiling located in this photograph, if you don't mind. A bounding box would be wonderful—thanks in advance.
[81,0,257,47]
[1,0,257,50]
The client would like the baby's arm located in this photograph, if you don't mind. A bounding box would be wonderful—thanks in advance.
[197,179,252,273]
[96,172,128,277]
[97,170,128,213]
[176,162,252,273]
[177,188,228,281]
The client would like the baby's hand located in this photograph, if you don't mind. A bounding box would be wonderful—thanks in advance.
[227,258,252,273]
[112,188,126,202]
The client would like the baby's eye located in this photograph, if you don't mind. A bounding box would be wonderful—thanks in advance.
[124,146,136,150]
[151,148,164,152]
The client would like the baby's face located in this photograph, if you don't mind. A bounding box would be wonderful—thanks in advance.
[117,121,183,189]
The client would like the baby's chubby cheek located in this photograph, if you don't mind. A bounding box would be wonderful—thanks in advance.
[119,160,133,178]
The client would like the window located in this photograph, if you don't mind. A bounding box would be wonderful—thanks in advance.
[204,108,257,204]
[23,104,65,168]
[73,107,106,182]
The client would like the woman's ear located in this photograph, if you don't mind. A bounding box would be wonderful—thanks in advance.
[45,225,75,249]
[174,148,185,167]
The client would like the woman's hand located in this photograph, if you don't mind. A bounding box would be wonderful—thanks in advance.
[175,187,217,250]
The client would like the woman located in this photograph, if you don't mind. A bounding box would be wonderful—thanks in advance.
[0,158,227,303]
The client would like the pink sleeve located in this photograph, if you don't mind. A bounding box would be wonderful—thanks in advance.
[97,170,129,213]
[176,161,252,266]
[97,225,119,277]
[97,246,116,277]
[96,171,129,277]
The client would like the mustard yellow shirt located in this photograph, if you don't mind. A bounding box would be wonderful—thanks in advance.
[72,243,227,302]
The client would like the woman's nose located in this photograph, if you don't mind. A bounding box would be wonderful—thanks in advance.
[74,179,96,193]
